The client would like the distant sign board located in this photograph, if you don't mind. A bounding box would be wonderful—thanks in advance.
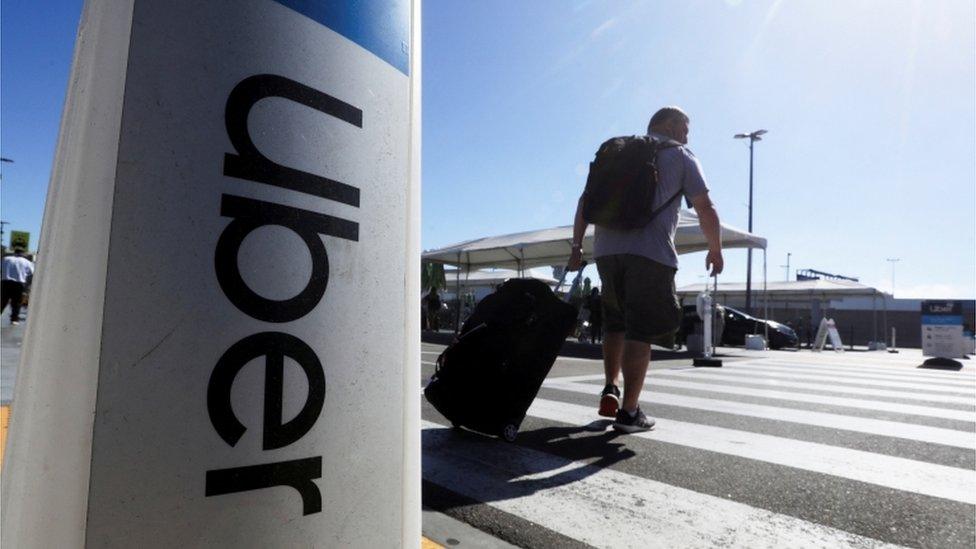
[921,300,965,358]
[813,318,844,352]
[9,231,29,250]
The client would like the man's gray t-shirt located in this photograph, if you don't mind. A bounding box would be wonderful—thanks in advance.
[593,133,709,269]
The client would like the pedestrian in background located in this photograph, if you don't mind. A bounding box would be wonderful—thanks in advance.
[424,287,442,332]
[1,246,35,325]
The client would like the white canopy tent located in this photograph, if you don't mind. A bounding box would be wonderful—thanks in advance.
[423,209,766,272]
[423,211,768,332]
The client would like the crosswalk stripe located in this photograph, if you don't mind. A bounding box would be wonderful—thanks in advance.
[429,357,975,409]
[550,374,974,422]
[763,353,972,367]
[556,351,971,372]
[422,420,906,548]
[543,380,976,450]
[519,398,976,505]
[545,354,975,389]
[754,358,976,383]
[650,369,976,406]
[554,368,975,407]
[687,363,975,395]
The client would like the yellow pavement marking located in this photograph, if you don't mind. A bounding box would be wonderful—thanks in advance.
[422,537,445,549]
[0,405,9,469]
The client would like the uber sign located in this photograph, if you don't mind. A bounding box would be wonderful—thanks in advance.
[205,74,362,515]
[1,1,419,547]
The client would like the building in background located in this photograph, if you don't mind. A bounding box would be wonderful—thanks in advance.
[677,272,975,348]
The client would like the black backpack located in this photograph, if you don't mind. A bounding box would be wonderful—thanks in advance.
[581,135,682,230]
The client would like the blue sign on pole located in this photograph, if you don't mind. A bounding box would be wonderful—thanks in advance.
[921,300,965,358]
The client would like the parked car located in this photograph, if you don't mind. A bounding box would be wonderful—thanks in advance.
[676,304,798,350]
[720,306,798,349]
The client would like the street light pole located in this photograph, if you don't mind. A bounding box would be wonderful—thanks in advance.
[780,252,791,281]
[1,157,13,183]
[886,258,901,295]
[734,129,767,315]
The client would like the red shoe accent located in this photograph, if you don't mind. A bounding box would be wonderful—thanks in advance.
[598,393,620,417]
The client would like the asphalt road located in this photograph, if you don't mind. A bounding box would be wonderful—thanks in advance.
[421,342,976,549]
[4,312,974,547]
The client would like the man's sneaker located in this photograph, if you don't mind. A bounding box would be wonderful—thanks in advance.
[598,383,621,417]
[613,407,655,433]
[10,321,20,326]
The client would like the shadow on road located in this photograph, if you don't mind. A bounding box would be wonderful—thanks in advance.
[422,419,636,508]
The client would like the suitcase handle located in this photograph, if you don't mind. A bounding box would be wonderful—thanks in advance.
[554,260,587,304]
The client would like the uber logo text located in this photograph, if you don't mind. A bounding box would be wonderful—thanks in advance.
[204,74,361,516]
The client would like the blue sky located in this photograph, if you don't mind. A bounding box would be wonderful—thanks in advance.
[2,0,974,298]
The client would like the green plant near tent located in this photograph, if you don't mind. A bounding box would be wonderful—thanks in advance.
[421,261,446,292]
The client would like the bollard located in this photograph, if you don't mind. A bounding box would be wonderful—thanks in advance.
[888,327,899,353]
[693,277,722,367]
[1,0,420,546]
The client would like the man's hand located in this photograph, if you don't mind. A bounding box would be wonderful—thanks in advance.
[568,247,583,271]
[706,248,724,276]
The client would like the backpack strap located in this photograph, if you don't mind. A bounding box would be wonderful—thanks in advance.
[647,189,682,222]
[642,137,683,224]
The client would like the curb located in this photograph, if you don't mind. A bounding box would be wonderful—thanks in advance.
[423,507,520,549]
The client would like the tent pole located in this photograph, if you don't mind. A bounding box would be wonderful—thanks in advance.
[872,293,878,344]
[455,253,462,335]
[763,248,769,343]
[882,292,889,346]
[463,265,471,327]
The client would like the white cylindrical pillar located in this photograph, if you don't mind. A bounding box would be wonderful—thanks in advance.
[1,0,420,546]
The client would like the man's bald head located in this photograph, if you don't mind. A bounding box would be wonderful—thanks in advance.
[648,106,690,144]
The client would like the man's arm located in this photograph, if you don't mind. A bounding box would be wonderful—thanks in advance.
[568,195,587,271]
[689,192,723,276]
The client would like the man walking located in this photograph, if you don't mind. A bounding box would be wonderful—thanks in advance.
[2,246,35,325]
[568,106,723,433]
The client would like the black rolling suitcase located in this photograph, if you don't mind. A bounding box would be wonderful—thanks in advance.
[424,265,585,442]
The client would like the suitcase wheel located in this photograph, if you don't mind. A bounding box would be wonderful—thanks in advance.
[501,424,518,443]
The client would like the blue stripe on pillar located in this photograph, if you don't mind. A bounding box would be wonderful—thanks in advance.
[273,0,410,75]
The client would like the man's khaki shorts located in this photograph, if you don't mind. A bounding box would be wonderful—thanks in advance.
[595,254,681,345]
